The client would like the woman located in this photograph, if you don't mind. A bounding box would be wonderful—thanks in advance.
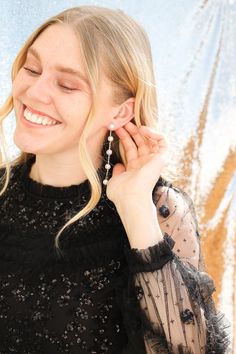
[0,5,229,354]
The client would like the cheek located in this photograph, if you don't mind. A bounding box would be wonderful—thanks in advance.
[12,72,26,98]
[61,98,91,127]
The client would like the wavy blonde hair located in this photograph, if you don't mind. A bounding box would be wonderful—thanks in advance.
[0,6,162,249]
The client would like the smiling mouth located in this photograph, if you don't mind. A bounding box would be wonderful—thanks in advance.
[22,105,62,126]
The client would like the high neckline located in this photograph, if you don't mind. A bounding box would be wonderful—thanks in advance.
[20,155,107,200]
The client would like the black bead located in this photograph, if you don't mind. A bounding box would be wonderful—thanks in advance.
[180,309,195,324]
[158,204,170,218]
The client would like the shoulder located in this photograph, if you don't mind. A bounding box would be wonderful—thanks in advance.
[153,177,200,266]
[153,176,185,211]
[152,176,199,229]
[0,161,24,193]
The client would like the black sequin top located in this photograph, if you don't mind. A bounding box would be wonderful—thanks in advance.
[0,157,230,354]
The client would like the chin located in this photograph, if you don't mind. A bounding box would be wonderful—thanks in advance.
[13,134,40,154]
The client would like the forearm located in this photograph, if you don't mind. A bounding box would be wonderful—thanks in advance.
[115,197,163,249]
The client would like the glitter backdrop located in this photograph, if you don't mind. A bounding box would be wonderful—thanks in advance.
[0,0,235,351]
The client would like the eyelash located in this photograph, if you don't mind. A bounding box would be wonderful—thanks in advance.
[23,67,39,76]
[23,67,77,91]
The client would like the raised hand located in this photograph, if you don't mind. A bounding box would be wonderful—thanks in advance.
[106,121,168,205]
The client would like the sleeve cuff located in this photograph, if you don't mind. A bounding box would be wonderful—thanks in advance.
[124,233,175,273]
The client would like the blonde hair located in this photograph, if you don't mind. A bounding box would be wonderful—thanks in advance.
[0,6,164,249]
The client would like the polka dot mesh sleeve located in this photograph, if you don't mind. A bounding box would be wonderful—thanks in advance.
[124,182,230,354]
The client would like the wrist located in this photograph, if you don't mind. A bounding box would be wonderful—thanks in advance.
[114,193,154,212]
[115,197,163,249]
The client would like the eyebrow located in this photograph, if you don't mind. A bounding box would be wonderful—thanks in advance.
[27,46,89,85]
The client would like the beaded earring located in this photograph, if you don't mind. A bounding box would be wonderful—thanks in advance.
[103,124,115,185]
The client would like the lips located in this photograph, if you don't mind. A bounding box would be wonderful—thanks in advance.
[19,104,62,128]
[24,104,62,123]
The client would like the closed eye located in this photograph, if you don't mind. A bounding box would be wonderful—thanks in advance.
[23,67,77,92]
[59,85,77,91]
[23,67,39,75]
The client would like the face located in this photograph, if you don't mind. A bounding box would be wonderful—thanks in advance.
[12,24,117,156]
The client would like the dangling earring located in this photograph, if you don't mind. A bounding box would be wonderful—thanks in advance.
[103,124,115,185]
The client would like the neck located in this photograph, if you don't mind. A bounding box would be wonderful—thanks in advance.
[29,150,103,187]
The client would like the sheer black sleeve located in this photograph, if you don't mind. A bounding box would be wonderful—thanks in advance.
[123,182,230,354]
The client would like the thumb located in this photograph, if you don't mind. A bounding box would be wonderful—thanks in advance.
[112,163,126,177]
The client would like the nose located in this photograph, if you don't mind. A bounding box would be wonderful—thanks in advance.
[26,74,52,104]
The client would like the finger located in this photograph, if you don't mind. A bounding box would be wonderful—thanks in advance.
[112,163,126,177]
[115,127,138,161]
[123,122,149,156]
[139,126,168,152]
[139,126,165,141]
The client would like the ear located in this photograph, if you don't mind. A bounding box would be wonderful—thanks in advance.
[111,97,135,128]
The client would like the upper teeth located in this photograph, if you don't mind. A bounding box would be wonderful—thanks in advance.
[23,107,59,126]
